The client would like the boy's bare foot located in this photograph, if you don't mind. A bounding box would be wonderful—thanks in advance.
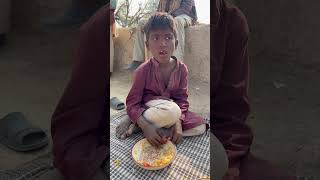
[116,116,131,139]
[115,115,140,139]
[122,123,140,139]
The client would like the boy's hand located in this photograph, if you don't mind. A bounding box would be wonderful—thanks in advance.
[156,128,172,141]
[137,116,164,147]
[167,121,183,144]
[143,124,164,147]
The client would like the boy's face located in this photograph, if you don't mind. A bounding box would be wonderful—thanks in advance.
[146,28,178,64]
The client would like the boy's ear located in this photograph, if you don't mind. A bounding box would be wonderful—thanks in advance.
[175,40,178,49]
[145,40,149,49]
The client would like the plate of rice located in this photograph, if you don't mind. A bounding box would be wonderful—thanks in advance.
[131,138,177,170]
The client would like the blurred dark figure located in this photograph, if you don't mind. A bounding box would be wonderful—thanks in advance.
[42,0,108,27]
[0,0,10,47]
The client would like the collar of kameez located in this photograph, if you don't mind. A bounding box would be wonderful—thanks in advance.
[151,56,179,68]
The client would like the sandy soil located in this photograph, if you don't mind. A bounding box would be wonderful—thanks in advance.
[0,27,319,179]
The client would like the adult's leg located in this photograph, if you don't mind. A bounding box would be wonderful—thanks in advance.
[173,14,192,61]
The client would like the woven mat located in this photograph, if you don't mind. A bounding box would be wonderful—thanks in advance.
[109,110,210,180]
[0,153,54,180]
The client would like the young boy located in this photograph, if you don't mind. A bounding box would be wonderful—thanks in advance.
[116,12,207,146]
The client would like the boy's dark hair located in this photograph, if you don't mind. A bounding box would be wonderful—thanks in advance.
[143,12,177,40]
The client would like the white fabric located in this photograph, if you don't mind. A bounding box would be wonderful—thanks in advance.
[143,99,206,136]
[143,99,181,128]
[172,14,192,60]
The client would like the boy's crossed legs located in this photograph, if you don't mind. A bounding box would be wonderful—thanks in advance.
[116,99,206,139]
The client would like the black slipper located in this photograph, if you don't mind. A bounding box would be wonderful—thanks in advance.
[0,112,49,152]
[110,97,125,110]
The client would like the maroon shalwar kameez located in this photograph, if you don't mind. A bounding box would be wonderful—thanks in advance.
[126,57,205,130]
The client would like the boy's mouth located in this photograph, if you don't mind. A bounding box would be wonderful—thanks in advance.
[159,50,168,56]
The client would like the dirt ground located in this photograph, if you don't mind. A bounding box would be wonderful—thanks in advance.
[248,53,320,178]
[0,27,319,179]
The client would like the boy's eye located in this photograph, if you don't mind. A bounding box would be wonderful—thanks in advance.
[165,36,173,40]
[152,37,159,41]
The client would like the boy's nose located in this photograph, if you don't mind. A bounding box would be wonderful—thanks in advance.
[160,39,167,46]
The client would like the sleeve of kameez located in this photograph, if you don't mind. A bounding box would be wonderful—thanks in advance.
[126,66,148,123]
[172,64,189,122]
